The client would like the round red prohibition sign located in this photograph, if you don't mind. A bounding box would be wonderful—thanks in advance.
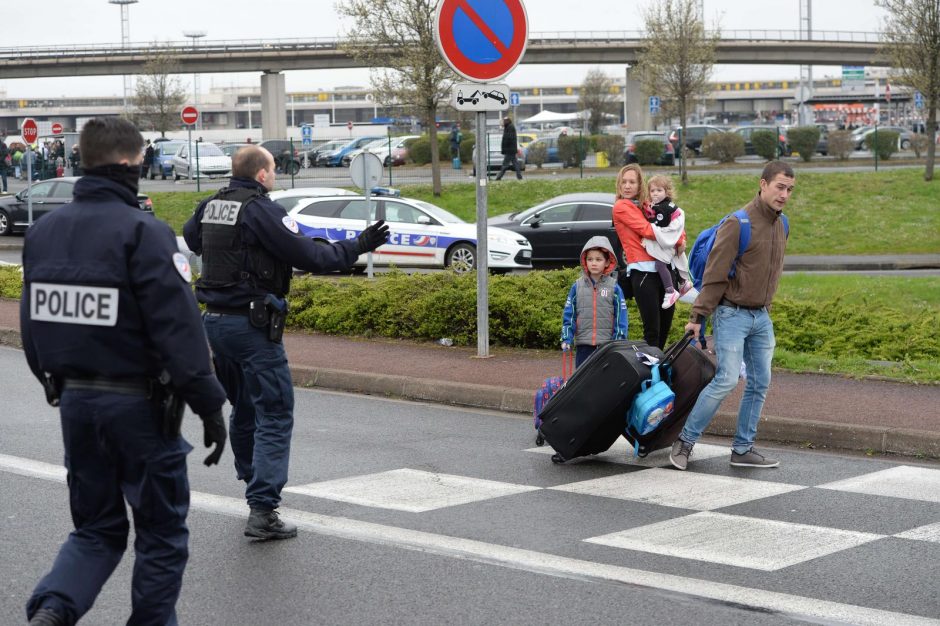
[436,0,528,83]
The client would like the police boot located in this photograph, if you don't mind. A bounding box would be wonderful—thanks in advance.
[29,608,66,626]
[244,507,298,540]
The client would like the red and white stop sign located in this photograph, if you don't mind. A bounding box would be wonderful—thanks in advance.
[347,120,353,131]
[22,118,38,145]
[181,106,199,126]
[51,123,63,135]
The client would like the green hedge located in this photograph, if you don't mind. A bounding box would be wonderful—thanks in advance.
[751,130,778,161]
[405,133,476,165]
[634,139,665,165]
[702,132,744,163]
[594,135,626,167]
[787,126,821,162]
[865,130,900,160]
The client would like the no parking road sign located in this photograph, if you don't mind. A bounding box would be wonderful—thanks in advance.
[435,0,529,83]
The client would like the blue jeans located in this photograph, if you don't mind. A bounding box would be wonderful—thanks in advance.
[28,390,192,626]
[203,313,294,511]
[679,305,775,454]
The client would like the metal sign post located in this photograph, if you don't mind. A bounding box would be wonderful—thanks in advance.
[26,147,33,225]
[349,151,384,278]
[435,0,528,358]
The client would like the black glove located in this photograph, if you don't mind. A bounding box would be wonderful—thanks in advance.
[199,409,227,467]
[356,220,390,254]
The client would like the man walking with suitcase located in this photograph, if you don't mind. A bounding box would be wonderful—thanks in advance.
[670,161,794,471]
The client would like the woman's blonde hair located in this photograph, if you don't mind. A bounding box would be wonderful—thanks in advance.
[615,164,648,204]
[647,175,678,202]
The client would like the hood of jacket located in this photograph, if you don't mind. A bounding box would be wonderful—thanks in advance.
[580,235,618,276]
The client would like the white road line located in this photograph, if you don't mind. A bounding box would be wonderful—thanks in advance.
[3,454,938,626]
[819,465,940,504]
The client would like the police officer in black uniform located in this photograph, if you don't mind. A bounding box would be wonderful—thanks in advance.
[20,118,228,626]
[183,145,388,540]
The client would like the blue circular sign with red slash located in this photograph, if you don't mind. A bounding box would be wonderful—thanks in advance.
[435,0,529,83]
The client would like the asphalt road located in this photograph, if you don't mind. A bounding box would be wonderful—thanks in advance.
[1,347,938,625]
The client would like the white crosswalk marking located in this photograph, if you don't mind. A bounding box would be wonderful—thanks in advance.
[895,522,940,543]
[551,467,805,510]
[818,465,940,504]
[586,511,884,571]
[525,440,729,467]
[284,468,541,512]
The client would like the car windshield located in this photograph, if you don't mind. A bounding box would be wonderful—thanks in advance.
[318,140,346,152]
[413,200,464,224]
[160,142,185,154]
[185,143,224,157]
[361,139,388,151]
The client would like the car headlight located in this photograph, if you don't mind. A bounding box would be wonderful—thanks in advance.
[488,233,515,246]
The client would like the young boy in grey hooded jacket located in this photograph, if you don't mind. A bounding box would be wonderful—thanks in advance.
[561,236,629,367]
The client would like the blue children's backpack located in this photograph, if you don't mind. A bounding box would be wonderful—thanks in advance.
[627,364,675,439]
[688,208,789,291]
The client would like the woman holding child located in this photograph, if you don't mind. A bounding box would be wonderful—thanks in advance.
[612,164,684,349]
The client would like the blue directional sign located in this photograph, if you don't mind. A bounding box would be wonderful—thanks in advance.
[301,124,312,146]
[915,91,924,109]
[649,96,661,114]
[510,91,520,106]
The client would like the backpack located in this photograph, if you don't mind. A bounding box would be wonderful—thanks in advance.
[627,363,675,438]
[688,208,789,291]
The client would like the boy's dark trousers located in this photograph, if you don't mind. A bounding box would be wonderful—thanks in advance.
[575,344,598,368]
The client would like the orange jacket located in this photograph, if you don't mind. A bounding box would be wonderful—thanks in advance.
[612,198,656,264]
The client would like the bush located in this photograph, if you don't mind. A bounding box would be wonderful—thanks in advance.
[526,142,548,168]
[558,134,586,167]
[787,126,821,162]
[407,136,432,165]
[751,130,778,161]
[701,132,744,163]
[865,130,900,160]
[634,139,664,166]
[911,133,931,158]
[827,130,855,160]
[593,135,625,167]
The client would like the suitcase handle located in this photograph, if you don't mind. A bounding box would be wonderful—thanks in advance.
[662,330,696,369]
[562,349,573,380]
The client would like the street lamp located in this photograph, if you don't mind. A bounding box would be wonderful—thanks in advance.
[109,0,139,115]
[183,30,207,129]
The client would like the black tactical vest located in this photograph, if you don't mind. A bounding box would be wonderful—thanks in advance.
[196,186,291,297]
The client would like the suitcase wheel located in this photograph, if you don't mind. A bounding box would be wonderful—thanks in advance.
[535,433,545,447]
[551,453,566,464]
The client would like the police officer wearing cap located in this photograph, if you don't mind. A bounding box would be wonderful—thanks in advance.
[20,118,228,626]
[183,145,388,541]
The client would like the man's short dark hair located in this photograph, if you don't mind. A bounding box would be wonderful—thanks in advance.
[761,160,794,183]
[79,117,143,168]
[232,145,272,179]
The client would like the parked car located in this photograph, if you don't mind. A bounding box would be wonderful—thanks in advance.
[269,187,358,212]
[0,177,152,236]
[169,142,232,180]
[219,143,252,158]
[288,194,532,273]
[474,134,527,172]
[730,126,791,157]
[149,140,185,180]
[668,125,725,156]
[341,138,389,167]
[623,131,676,166]
[370,135,420,166]
[521,136,560,167]
[259,139,302,175]
[487,193,620,266]
[315,136,386,167]
[852,125,914,151]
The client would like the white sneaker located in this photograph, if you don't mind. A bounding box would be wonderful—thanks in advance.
[661,290,681,309]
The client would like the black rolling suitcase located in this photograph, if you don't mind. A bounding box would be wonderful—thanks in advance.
[624,332,717,456]
[537,340,665,463]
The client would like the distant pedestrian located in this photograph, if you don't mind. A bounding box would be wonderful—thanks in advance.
[142,139,154,179]
[645,175,693,309]
[448,124,462,160]
[669,161,794,471]
[494,116,522,180]
[0,138,9,192]
[68,145,82,177]
[560,236,628,368]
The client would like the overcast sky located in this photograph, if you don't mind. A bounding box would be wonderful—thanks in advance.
[1,0,886,98]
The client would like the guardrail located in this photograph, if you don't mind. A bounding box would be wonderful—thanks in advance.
[0,30,882,59]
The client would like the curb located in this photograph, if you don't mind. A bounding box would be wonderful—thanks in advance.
[2,329,937,460]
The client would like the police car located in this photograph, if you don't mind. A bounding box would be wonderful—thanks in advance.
[287,194,532,272]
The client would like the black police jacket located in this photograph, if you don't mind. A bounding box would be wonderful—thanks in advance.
[183,177,360,309]
[19,175,226,416]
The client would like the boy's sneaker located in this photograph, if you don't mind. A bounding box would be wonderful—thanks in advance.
[669,439,694,470]
[730,448,779,468]
[661,290,681,309]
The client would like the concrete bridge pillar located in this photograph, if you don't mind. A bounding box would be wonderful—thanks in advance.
[260,72,286,140]
[625,66,653,132]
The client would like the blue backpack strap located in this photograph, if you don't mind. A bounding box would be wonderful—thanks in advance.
[728,208,751,280]
[780,212,789,238]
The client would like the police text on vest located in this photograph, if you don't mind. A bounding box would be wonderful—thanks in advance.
[202,200,242,225]
[30,283,119,327]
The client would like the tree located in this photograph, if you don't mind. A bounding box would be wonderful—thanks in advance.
[337,0,455,196]
[133,48,186,136]
[876,0,940,181]
[635,0,719,184]
[578,69,620,134]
